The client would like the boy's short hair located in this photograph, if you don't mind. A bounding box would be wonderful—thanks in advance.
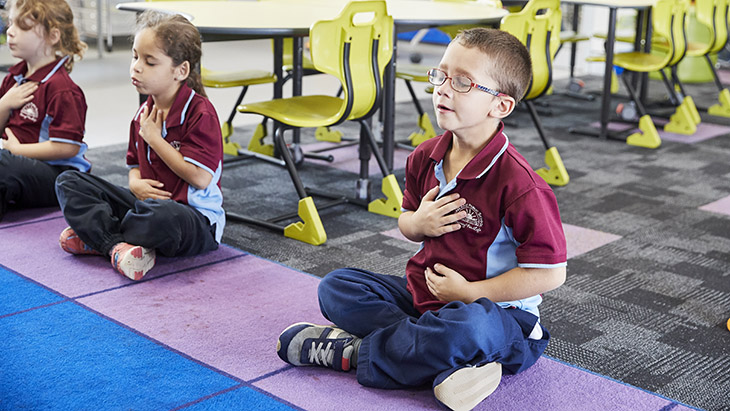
[453,28,532,104]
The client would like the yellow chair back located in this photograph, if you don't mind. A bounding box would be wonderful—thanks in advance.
[652,0,691,68]
[694,0,729,54]
[500,0,561,101]
[310,0,393,121]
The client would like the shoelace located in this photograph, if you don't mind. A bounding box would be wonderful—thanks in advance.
[308,340,336,367]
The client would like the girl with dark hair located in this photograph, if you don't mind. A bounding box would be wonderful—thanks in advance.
[55,10,225,281]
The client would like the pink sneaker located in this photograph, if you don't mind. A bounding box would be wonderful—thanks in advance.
[59,227,101,255]
[110,242,155,281]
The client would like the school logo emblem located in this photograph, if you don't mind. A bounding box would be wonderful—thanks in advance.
[20,102,38,123]
[456,203,483,233]
[170,140,182,151]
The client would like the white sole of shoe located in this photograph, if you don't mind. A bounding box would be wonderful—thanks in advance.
[116,247,156,281]
[433,362,502,411]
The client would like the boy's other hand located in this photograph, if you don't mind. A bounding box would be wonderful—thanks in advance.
[425,263,473,303]
[139,106,165,144]
[0,81,38,111]
[129,177,172,201]
[413,186,467,238]
[2,127,20,153]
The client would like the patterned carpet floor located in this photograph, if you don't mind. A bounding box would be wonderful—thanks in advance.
[81,74,730,411]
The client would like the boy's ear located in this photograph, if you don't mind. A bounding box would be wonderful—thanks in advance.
[175,61,191,82]
[489,95,516,119]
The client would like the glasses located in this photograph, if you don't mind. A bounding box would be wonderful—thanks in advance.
[427,68,505,97]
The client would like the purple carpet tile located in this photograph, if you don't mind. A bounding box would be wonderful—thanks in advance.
[589,120,730,144]
[658,121,730,144]
[0,216,245,297]
[563,223,622,259]
[381,227,415,243]
[699,194,730,216]
[589,121,635,132]
[0,207,62,228]
[301,141,411,175]
[78,255,328,381]
[254,356,693,411]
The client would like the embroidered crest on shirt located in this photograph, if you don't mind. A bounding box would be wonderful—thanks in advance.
[456,203,483,233]
[170,140,182,151]
[19,102,38,123]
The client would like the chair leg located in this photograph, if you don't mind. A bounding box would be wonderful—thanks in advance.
[620,72,661,148]
[246,119,274,157]
[524,101,569,186]
[315,126,344,143]
[273,127,327,245]
[670,67,700,125]
[222,87,249,156]
[705,55,730,118]
[404,80,437,146]
[358,120,403,218]
[660,69,699,135]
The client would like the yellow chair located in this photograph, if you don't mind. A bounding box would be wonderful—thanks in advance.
[146,0,278,158]
[233,0,402,245]
[501,0,570,186]
[690,0,730,117]
[591,0,695,147]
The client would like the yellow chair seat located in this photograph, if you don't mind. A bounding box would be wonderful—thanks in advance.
[560,30,590,43]
[611,52,669,71]
[395,64,430,82]
[652,38,712,57]
[238,95,346,128]
[201,67,277,88]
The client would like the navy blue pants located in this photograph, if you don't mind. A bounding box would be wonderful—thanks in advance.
[0,149,72,221]
[318,268,549,389]
[55,170,218,257]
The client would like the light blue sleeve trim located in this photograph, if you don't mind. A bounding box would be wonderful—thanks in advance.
[518,262,567,269]
[183,156,215,177]
[127,164,139,169]
[48,137,83,146]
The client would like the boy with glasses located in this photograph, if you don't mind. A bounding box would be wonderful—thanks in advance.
[276,28,567,411]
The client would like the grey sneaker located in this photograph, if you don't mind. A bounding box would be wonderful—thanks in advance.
[276,322,357,371]
[433,362,502,411]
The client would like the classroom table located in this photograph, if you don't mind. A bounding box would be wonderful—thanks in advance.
[117,0,507,170]
[563,0,656,140]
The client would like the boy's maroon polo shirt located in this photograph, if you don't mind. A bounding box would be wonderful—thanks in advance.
[402,124,567,315]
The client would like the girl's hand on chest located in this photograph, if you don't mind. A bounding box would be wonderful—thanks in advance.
[139,105,166,144]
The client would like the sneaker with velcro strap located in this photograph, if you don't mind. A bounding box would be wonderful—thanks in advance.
[276,322,357,371]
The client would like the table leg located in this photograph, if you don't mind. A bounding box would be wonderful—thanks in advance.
[599,7,618,140]
[292,37,303,145]
[381,34,397,172]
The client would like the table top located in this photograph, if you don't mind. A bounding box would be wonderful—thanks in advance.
[117,0,507,37]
